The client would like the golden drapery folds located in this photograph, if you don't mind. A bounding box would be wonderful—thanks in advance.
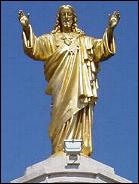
[23,25,116,156]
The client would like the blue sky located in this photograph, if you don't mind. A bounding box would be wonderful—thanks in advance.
[1,1,138,183]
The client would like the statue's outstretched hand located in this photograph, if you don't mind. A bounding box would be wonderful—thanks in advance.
[18,10,30,28]
[108,11,120,29]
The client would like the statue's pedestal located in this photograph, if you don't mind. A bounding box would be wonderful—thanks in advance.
[11,155,132,183]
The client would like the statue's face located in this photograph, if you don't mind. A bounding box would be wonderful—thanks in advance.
[59,7,74,30]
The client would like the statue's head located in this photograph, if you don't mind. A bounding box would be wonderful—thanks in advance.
[52,5,84,34]
[59,5,75,31]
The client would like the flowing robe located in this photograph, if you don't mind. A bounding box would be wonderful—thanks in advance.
[23,25,116,156]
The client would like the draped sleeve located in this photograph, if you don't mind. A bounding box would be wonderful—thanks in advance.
[22,24,54,61]
[93,28,116,62]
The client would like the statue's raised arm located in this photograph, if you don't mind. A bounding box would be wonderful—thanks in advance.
[18,10,30,39]
[18,10,53,61]
[106,11,120,44]
[92,10,120,63]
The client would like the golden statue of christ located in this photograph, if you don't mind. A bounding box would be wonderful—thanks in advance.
[18,5,120,156]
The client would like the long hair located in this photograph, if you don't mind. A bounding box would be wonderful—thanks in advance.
[52,5,85,35]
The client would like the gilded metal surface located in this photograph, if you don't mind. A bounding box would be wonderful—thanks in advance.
[18,5,120,157]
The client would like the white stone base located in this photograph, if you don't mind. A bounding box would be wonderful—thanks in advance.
[11,155,132,183]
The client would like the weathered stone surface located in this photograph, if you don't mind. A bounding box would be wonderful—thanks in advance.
[11,155,132,183]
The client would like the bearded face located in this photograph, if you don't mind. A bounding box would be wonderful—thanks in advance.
[59,6,74,31]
